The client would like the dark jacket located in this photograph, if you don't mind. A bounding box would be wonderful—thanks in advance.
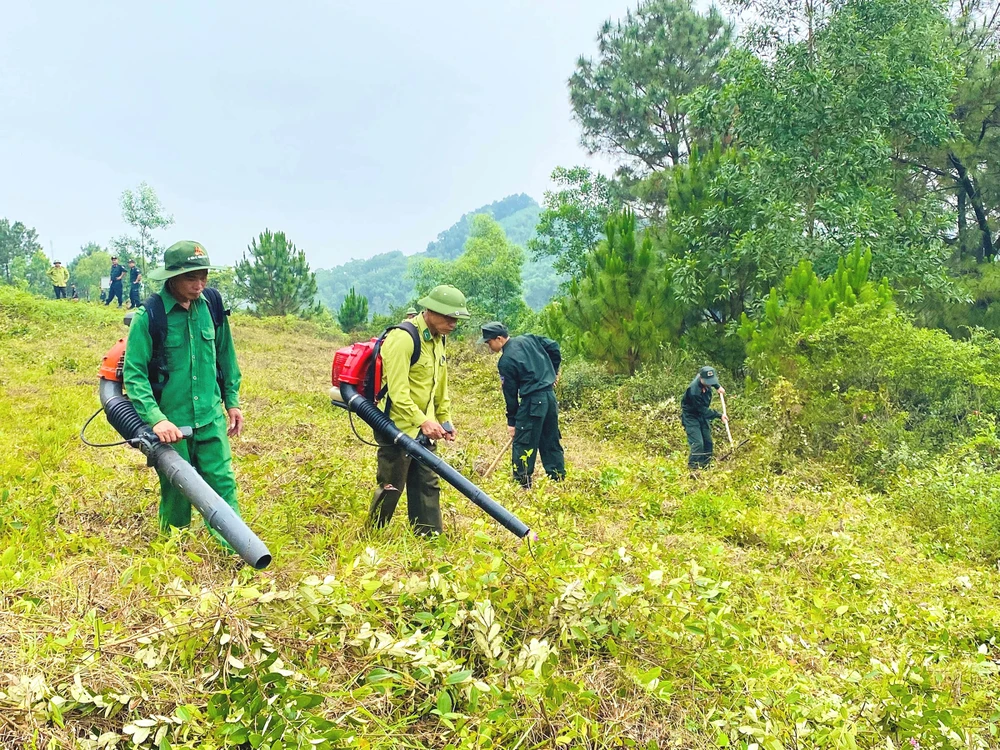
[497,334,561,426]
[681,377,721,421]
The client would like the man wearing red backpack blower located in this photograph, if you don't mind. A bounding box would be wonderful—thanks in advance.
[122,241,244,550]
[368,284,470,536]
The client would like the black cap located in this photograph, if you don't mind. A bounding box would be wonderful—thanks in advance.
[478,321,509,344]
[699,366,720,387]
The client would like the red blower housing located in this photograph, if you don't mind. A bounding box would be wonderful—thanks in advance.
[331,338,381,401]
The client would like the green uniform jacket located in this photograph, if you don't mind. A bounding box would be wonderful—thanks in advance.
[497,334,561,426]
[380,313,451,438]
[123,288,242,429]
[46,266,69,286]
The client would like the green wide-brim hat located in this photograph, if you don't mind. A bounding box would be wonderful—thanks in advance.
[418,284,471,319]
[147,241,226,281]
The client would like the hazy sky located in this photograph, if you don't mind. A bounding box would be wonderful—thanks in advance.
[0,0,639,269]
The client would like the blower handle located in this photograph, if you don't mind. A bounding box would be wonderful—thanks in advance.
[719,390,735,448]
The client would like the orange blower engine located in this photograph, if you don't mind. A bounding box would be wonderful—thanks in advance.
[82,316,272,569]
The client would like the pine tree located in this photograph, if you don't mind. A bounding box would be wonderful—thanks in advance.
[338,287,369,332]
[235,230,320,317]
[548,209,681,375]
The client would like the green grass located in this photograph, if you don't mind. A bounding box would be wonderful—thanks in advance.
[3,286,1000,749]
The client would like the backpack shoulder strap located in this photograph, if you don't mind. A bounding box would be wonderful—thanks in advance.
[398,320,421,365]
[372,321,423,413]
[142,293,167,351]
[141,293,168,401]
[202,287,229,329]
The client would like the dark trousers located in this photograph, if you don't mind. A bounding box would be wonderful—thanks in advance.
[129,284,141,308]
[369,442,442,535]
[512,388,565,488]
[53,286,66,299]
[682,414,714,469]
[105,281,123,306]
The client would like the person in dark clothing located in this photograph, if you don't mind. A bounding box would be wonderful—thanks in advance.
[681,366,727,470]
[480,321,565,488]
[105,256,125,307]
[128,259,143,308]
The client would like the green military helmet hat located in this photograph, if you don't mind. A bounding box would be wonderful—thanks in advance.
[405,307,418,316]
[418,284,470,319]
[147,241,226,281]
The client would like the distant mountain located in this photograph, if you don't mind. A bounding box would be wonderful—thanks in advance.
[315,194,563,316]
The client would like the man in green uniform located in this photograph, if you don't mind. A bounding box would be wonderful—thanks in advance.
[681,366,727,470]
[123,241,244,546]
[480,321,565,488]
[368,285,469,535]
[46,260,69,299]
[404,307,418,320]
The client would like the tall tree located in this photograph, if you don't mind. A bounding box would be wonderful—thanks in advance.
[696,0,956,298]
[337,287,369,332]
[548,209,681,375]
[654,144,804,325]
[569,0,733,174]
[893,0,1000,262]
[110,182,174,275]
[69,243,111,300]
[411,215,530,329]
[235,229,320,317]
[0,219,42,284]
[11,250,52,296]
[528,166,622,281]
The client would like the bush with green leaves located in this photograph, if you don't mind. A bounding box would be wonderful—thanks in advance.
[750,302,1000,485]
[740,245,893,376]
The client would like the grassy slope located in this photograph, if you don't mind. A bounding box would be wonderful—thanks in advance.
[1,288,1000,749]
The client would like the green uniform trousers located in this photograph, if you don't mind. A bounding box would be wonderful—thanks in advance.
[369,443,442,535]
[155,410,240,546]
[682,414,714,469]
[512,388,565,488]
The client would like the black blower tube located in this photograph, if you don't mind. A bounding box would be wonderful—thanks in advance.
[338,383,532,539]
[99,378,272,569]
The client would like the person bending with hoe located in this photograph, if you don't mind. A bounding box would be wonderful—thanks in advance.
[681,366,727,470]
[123,241,244,550]
[480,321,565,488]
[368,285,469,535]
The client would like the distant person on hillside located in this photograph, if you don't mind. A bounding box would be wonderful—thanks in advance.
[105,256,125,307]
[70,284,79,301]
[128,259,143,308]
[480,321,565,488]
[46,260,69,299]
[681,366,727,470]
[368,285,469,536]
[404,307,418,320]
[123,241,244,551]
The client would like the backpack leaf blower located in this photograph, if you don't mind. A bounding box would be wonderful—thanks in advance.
[330,335,536,540]
[84,317,272,569]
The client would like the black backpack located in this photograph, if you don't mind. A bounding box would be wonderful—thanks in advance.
[364,321,422,414]
[142,287,229,403]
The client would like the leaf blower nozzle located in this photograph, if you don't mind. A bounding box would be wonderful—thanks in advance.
[95,340,272,569]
